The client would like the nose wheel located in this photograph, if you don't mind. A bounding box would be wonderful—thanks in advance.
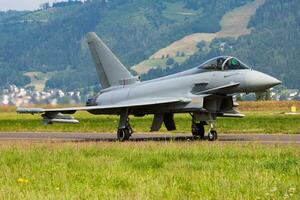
[207,122,218,141]
[208,129,218,141]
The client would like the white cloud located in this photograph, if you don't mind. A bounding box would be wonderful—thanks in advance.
[0,0,60,11]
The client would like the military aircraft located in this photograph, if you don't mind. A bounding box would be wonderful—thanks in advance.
[17,32,281,141]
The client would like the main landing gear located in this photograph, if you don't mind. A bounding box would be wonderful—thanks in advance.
[191,113,218,141]
[117,119,133,142]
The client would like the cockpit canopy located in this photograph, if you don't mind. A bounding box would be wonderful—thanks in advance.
[199,56,250,71]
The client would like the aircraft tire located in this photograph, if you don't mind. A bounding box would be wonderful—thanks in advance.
[208,130,218,141]
[117,128,131,142]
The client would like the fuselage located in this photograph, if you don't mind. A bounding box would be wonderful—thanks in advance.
[88,56,281,112]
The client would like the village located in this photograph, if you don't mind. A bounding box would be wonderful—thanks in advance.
[1,84,299,107]
[0,85,86,106]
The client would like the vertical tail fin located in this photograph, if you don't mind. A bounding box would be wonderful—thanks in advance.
[86,32,136,89]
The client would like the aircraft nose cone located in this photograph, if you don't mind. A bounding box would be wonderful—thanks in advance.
[246,70,281,92]
[266,76,281,87]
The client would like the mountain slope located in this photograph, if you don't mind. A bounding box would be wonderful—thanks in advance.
[0,0,252,91]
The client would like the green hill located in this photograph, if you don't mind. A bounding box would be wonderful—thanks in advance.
[0,0,252,91]
[1,0,299,91]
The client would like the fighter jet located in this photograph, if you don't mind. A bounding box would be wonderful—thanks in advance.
[17,32,281,141]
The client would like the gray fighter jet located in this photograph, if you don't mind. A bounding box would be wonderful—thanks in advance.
[17,32,281,141]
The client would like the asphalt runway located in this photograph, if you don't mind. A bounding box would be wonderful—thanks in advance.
[0,133,299,145]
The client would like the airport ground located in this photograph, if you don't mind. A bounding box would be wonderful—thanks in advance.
[0,101,299,199]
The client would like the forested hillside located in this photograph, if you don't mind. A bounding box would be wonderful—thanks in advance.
[145,0,300,89]
[0,0,252,91]
[1,0,299,90]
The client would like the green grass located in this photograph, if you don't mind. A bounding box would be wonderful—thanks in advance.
[141,58,169,68]
[0,143,298,199]
[0,111,299,134]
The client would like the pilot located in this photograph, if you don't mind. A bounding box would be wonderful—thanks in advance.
[217,58,225,70]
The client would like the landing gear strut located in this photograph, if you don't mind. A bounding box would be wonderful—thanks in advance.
[117,109,133,142]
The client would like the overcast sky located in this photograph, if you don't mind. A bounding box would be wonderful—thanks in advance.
[0,0,60,11]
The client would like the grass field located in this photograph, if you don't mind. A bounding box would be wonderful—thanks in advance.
[0,101,299,134]
[0,143,299,199]
[0,102,299,199]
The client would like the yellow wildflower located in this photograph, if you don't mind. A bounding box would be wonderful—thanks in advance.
[17,178,24,183]
[17,178,29,184]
